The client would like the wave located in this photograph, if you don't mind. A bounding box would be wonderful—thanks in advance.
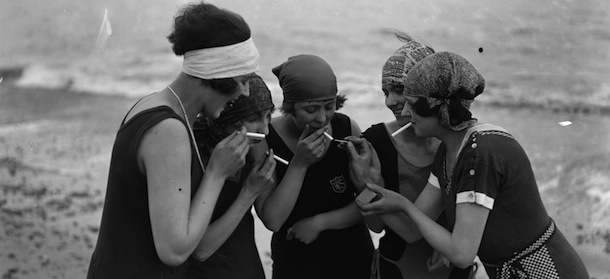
[6,62,610,117]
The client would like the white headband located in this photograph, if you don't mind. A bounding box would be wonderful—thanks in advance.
[182,38,260,79]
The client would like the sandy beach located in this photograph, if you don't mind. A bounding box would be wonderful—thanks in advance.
[1,72,609,279]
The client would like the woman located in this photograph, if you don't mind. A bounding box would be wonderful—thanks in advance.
[360,32,450,279]
[352,52,589,278]
[87,3,260,278]
[186,75,276,279]
[253,54,374,279]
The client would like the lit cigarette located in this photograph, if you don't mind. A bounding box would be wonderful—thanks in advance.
[273,154,289,165]
[246,132,266,139]
[391,122,412,137]
[323,132,349,144]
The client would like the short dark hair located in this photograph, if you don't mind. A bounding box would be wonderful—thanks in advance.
[167,2,250,95]
[280,94,347,115]
[198,78,239,96]
[167,2,251,55]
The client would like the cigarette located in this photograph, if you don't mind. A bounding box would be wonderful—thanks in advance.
[273,154,289,165]
[246,132,266,139]
[391,122,412,137]
[323,132,349,144]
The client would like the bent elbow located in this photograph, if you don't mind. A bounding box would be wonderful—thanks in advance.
[258,212,283,232]
[158,253,189,267]
[190,250,211,262]
[264,220,282,232]
[451,254,476,269]
[452,260,473,269]
[157,247,191,267]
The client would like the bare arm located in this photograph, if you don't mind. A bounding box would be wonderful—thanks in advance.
[360,183,488,268]
[144,121,249,266]
[374,183,444,242]
[286,201,363,244]
[192,150,276,261]
[342,136,386,233]
[404,197,488,268]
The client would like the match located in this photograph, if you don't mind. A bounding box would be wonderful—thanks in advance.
[246,132,266,139]
[323,132,349,144]
[391,122,412,137]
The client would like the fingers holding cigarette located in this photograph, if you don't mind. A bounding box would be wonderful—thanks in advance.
[323,131,349,144]
[248,132,289,165]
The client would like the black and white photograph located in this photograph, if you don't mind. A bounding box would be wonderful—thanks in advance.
[1,0,609,278]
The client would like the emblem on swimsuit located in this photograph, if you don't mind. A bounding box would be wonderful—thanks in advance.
[329,175,347,193]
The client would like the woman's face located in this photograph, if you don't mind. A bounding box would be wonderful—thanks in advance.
[382,84,410,124]
[292,98,336,131]
[240,108,274,146]
[232,74,252,97]
[203,74,252,119]
[402,96,439,137]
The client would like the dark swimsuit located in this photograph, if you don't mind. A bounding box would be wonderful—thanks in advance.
[364,123,449,279]
[267,113,373,279]
[87,106,203,279]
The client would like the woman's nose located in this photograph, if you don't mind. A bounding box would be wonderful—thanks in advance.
[386,94,398,106]
[400,105,411,116]
[241,82,250,97]
[259,123,269,135]
[315,110,327,123]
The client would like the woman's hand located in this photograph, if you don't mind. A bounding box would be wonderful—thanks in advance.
[426,250,451,273]
[242,149,277,200]
[343,137,383,190]
[285,216,323,244]
[292,125,327,167]
[207,127,250,178]
[356,183,409,215]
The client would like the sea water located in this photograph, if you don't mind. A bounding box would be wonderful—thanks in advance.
[1,0,609,112]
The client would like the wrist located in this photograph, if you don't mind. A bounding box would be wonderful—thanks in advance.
[205,164,229,180]
[312,214,326,231]
[288,160,310,174]
[371,171,383,186]
[290,157,309,168]
[402,197,414,215]
[235,189,258,209]
[238,184,259,203]
[201,170,225,186]
[352,179,367,193]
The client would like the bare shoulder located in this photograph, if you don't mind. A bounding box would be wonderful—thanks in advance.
[141,118,190,158]
[144,118,188,141]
